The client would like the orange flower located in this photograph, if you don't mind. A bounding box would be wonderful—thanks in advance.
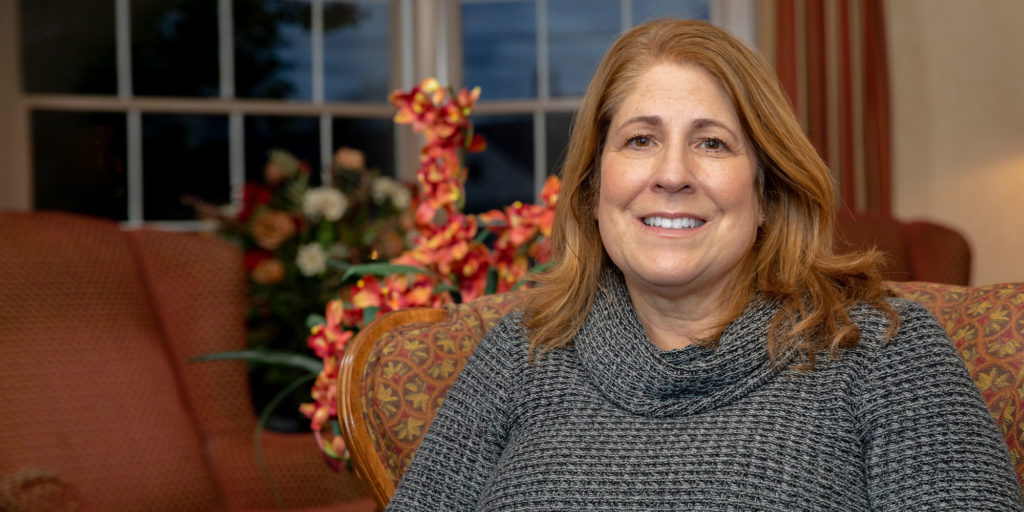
[333,146,366,171]
[454,241,493,302]
[251,258,285,284]
[251,210,296,249]
[350,274,442,316]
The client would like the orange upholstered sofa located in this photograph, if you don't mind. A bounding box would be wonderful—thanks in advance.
[835,211,972,285]
[0,211,374,512]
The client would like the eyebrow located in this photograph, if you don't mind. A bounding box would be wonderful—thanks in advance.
[616,115,739,138]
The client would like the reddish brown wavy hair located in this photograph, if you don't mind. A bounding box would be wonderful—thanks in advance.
[524,18,897,365]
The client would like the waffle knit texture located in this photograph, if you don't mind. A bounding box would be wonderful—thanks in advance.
[387,271,1023,511]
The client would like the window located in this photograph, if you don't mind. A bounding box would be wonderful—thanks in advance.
[17,0,395,229]
[7,0,756,225]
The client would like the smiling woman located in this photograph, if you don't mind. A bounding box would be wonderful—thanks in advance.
[385,18,1024,512]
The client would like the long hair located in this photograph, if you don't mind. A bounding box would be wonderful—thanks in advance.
[524,18,897,365]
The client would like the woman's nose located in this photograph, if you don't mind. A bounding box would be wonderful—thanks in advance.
[652,146,694,193]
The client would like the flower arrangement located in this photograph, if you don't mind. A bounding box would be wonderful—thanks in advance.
[190,143,415,421]
[300,78,560,468]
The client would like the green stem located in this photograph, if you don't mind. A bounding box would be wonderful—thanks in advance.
[254,371,319,511]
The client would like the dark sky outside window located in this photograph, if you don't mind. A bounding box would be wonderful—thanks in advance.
[633,0,709,24]
[324,2,391,102]
[547,0,619,98]
[132,0,220,97]
[142,114,230,220]
[20,0,117,94]
[244,116,321,183]
[32,111,127,220]
[464,115,535,214]
[462,1,537,100]
[332,118,395,177]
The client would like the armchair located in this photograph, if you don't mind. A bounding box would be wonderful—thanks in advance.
[835,211,972,285]
[0,211,375,512]
[338,284,1024,509]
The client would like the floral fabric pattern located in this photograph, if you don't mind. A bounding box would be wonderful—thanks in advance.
[361,292,527,482]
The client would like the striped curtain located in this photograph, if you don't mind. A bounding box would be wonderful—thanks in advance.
[759,0,892,214]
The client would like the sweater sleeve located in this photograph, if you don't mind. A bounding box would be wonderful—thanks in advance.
[386,313,523,512]
[858,300,1023,511]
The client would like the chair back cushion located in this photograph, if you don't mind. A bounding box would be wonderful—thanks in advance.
[0,211,222,511]
[836,212,971,284]
[360,293,526,487]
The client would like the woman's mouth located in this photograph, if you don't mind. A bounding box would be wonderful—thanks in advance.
[641,216,706,230]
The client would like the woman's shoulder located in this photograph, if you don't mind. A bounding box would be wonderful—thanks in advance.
[474,310,532,366]
[847,295,956,361]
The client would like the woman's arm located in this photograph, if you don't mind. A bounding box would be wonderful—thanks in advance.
[386,314,523,511]
[858,300,1023,511]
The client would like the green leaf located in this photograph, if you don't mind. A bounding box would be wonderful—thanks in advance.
[362,306,380,326]
[433,282,458,295]
[327,259,351,270]
[529,260,554,275]
[254,371,318,509]
[341,263,431,281]
[306,314,326,329]
[512,261,554,290]
[191,350,323,374]
[316,222,335,246]
[484,267,498,296]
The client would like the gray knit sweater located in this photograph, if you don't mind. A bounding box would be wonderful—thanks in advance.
[387,273,1023,511]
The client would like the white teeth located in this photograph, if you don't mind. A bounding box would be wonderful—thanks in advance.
[642,216,705,229]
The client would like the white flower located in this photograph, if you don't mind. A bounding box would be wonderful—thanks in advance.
[302,187,348,221]
[296,243,328,276]
[371,177,412,209]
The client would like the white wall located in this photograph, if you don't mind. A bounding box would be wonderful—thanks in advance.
[886,0,1024,285]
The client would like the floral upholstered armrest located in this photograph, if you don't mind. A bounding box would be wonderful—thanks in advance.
[0,467,82,512]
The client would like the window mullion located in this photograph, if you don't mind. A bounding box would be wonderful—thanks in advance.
[312,0,325,104]
[229,112,244,204]
[219,0,235,99]
[116,0,131,99]
[126,110,143,226]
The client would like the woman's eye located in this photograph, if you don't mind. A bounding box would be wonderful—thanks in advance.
[627,135,652,148]
[699,138,726,151]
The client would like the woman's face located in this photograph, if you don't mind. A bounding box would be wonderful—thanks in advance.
[596,62,761,306]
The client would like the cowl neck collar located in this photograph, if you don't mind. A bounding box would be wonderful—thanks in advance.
[574,269,793,417]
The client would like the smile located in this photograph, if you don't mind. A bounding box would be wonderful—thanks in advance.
[642,216,706,229]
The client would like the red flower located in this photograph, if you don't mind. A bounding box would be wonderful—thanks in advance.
[238,183,272,222]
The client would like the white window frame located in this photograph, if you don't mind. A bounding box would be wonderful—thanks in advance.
[0,0,757,228]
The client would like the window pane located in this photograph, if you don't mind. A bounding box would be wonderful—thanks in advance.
[547,0,618,97]
[245,116,321,183]
[324,1,390,102]
[142,114,229,220]
[632,0,710,24]
[132,0,220,97]
[464,115,534,214]
[235,0,313,100]
[21,0,117,94]
[32,111,127,219]
[332,118,395,177]
[545,111,574,176]
[462,1,537,99]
